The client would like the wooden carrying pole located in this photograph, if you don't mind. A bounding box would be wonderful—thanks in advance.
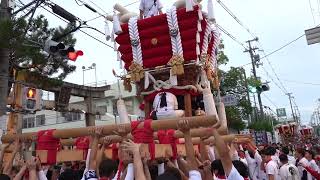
[2,115,217,143]
[59,134,250,146]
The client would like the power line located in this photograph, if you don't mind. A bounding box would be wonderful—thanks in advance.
[261,51,288,94]
[85,0,140,22]
[259,34,305,60]
[216,0,255,38]
[40,5,114,49]
[215,0,291,95]
[261,66,287,95]
[309,0,316,24]
[216,24,248,50]
[280,79,320,86]
[87,0,108,14]
[262,94,279,109]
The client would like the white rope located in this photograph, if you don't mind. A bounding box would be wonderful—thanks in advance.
[166,8,177,55]
[142,72,197,95]
[172,8,183,55]
[128,17,143,65]
[201,22,212,54]
[211,24,220,71]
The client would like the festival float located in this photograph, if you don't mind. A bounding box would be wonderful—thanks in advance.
[0,0,251,164]
[275,123,298,145]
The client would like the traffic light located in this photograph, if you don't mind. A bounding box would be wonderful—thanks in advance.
[44,39,65,54]
[67,50,83,61]
[44,39,83,61]
[256,83,270,93]
[22,87,43,112]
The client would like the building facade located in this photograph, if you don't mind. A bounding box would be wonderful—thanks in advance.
[20,82,140,133]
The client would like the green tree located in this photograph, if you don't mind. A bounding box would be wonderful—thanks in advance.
[248,114,278,132]
[0,15,77,86]
[213,40,252,131]
[218,67,252,131]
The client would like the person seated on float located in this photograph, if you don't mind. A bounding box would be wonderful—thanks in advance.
[139,0,163,19]
[152,92,184,120]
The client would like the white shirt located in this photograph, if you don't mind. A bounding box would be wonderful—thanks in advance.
[287,155,296,165]
[153,92,178,116]
[266,160,281,180]
[254,151,267,180]
[227,165,244,180]
[139,0,163,18]
[279,163,299,180]
[307,159,319,180]
[298,157,309,179]
[189,170,202,180]
[245,151,259,180]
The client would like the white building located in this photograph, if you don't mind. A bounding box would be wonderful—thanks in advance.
[20,82,140,133]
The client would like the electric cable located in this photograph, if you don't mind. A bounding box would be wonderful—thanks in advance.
[309,0,316,24]
[262,94,279,110]
[85,0,139,22]
[216,24,248,50]
[40,5,114,49]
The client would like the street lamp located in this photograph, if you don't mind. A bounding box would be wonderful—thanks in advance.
[82,63,97,86]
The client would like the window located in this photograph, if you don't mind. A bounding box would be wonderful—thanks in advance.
[36,115,45,126]
[23,117,35,129]
[62,112,81,122]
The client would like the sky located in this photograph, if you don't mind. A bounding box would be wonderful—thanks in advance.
[19,0,320,124]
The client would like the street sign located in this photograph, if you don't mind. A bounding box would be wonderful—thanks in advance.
[305,26,320,45]
[276,108,286,117]
[222,95,238,107]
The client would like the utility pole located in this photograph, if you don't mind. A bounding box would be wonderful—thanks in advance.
[240,68,252,123]
[0,0,11,116]
[244,38,264,118]
[286,93,296,122]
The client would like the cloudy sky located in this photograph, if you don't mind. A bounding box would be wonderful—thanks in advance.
[21,0,320,124]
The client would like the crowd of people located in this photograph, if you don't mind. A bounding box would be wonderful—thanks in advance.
[0,120,320,180]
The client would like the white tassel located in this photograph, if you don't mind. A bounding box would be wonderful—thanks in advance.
[185,0,194,12]
[197,21,202,32]
[111,29,115,42]
[196,44,200,55]
[117,51,121,61]
[117,98,130,123]
[113,13,123,34]
[196,32,200,43]
[203,86,218,117]
[217,102,228,133]
[207,0,215,22]
[104,20,111,41]
[169,69,178,86]
[198,9,203,20]
[144,72,150,89]
[113,41,117,51]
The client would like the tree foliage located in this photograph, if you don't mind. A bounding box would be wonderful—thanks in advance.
[0,15,77,81]
[248,114,278,132]
[214,40,252,131]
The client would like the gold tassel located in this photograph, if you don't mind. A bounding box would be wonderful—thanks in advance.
[129,62,144,82]
[201,53,215,81]
[212,71,220,90]
[167,55,185,76]
[123,78,132,92]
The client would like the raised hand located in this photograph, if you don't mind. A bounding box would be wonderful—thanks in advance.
[114,124,128,137]
[178,119,190,133]
[122,139,141,154]
[103,136,113,146]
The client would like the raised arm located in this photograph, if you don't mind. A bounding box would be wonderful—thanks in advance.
[27,157,38,180]
[3,138,21,175]
[0,143,9,172]
[122,139,146,180]
[178,120,201,180]
[211,127,233,176]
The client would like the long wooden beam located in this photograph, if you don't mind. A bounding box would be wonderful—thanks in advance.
[1,115,217,143]
[59,134,250,147]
